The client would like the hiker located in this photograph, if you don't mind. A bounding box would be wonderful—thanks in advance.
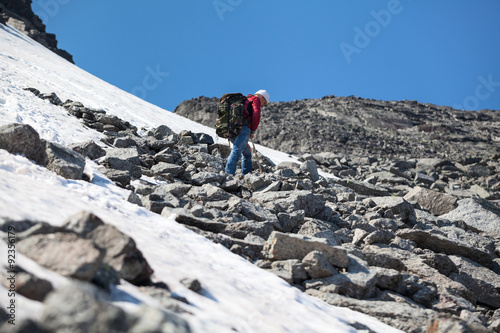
[224,89,270,175]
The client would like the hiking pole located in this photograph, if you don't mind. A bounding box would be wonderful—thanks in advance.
[251,138,263,173]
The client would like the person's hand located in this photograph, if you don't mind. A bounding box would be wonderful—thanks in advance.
[250,133,254,140]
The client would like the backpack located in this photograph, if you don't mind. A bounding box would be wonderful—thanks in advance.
[215,93,252,138]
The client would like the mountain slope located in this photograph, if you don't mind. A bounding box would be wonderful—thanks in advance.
[174,95,500,160]
[0,23,399,332]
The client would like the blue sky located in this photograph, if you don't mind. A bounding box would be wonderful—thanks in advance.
[33,0,500,112]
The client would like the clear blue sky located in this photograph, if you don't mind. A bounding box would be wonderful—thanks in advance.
[33,0,500,112]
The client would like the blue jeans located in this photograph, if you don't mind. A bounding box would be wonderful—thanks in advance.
[225,126,252,175]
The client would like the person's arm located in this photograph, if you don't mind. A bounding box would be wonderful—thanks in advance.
[250,97,261,135]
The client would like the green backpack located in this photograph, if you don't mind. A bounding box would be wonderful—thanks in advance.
[215,93,251,138]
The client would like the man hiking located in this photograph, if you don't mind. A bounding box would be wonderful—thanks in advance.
[224,89,270,175]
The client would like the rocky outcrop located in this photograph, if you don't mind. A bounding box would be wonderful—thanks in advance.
[174,95,500,162]
[0,0,73,63]
[2,89,500,332]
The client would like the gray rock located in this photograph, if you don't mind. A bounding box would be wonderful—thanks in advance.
[449,255,500,309]
[141,193,180,214]
[102,156,142,179]
[440,197,500,236]
[63,211,153,285]
[397,229,493,268]
[193,132,214,145]
[151,125,173,139]
[263,231,349,268]
[100,168,131,187]
[304,255,378,299]
[269,259,309,285]
[404,186,458,216]
[105,147,141,165]
[39,92,62,105]
[40,282,130,333]
[0,123,46,164]
[300,159,320,181]
[162,207,227,233]
[151,162,184,177]
[307,290,438,333]
[297,218,341,246]
[95,114,127,131]
[68,141,106,160]
[363,230,395,245]
[224,221,274,240]
[191,171,225,186]
[276,210,305,232]
[244,173,266,191]
[128,304,192,333]
[180,278,202,293]
[414,172,436,186]
[336,179,390,197]
[187,183,231,202]
[302,251,338,279]
[369,196,416,224]
[16,232,104,281]
[44,141,86,179]
[1,269,53,302]
[251,190,325,217]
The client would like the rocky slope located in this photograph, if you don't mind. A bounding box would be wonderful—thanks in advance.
[1,89,499,332]
[0,0,73,63]
[174,95,500,161]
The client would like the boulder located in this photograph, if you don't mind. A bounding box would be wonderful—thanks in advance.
[69,141,106,160]
[43,141,86,179]
[397,229,493,268]
[0,123,46,164]
[304,255,378,299]
[251,190,325,217]
[336,179,390,197]
[263,231,348,268]
[300,159,320,181]
[404,186,458,216]
[297,218,341,246]
[268,259,309,285]
[63,211,153,285]
[16,232,104,281]
[440,197,500,236]
[369,196,416,224]
[302,251,338,279]
[307,290,437,333]
[40,282,130,333]
[449,255,500,309]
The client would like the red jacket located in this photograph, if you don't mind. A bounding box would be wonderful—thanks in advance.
[244,94,261,133]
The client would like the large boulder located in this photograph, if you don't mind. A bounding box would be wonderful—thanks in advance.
[449,255,500,309]
[404,186,458,216]
[396,229,493,268]
[440,197,500,236]
[63,211,153,285]
[251,190,325,217]
[16,232,104,281]
[0,123,86,179]
[369,196,416,224]
[263,231,348,268]
[0,123,46,164]
[44,141,86,180]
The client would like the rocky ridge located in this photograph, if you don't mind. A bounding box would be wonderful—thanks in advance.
[0,0,73,63]
[1,89,500,332]
[174,95,500,161]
